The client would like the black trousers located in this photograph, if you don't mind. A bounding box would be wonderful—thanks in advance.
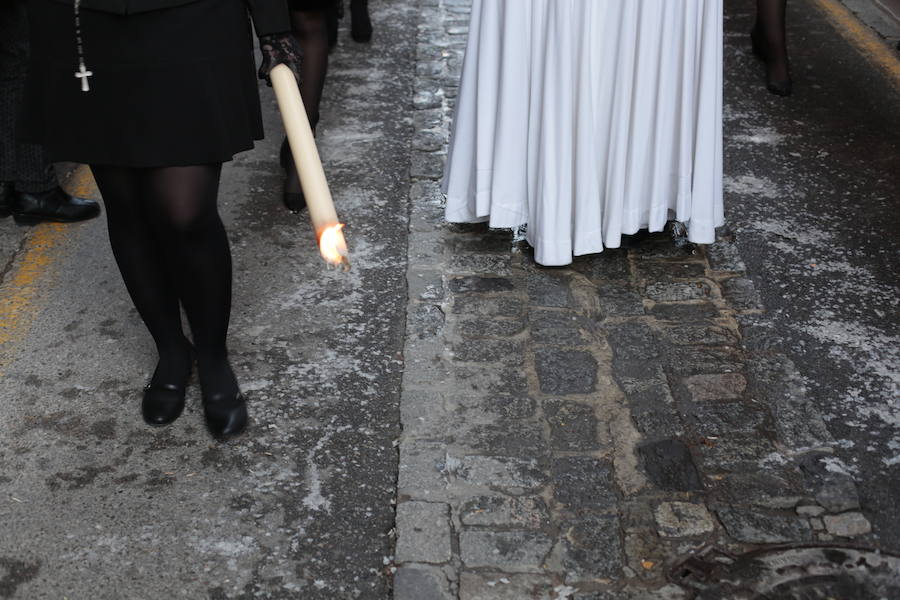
[0,0,56,192]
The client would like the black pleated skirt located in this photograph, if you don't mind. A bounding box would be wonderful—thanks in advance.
[22,0,265,167]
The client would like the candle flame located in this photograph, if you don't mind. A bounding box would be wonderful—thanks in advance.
[318,223,350,270]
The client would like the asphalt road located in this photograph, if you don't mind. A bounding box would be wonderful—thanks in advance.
[722,0,900,551]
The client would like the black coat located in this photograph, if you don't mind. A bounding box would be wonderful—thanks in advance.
[49,0,290,36]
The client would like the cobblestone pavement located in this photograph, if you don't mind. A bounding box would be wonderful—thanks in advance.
[395,0,899,598]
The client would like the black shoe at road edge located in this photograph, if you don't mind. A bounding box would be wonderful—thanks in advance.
[0,182,13,218]
[13,187,101,225]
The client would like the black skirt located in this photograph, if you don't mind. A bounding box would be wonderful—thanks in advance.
[22,0,265,167]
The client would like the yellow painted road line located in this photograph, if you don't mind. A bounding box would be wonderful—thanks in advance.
[0,165,97,373]
[812,0,900,92]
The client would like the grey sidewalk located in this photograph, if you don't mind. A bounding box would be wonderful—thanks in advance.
[395,0,900,598]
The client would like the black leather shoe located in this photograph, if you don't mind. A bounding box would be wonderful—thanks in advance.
[203,392,248,438]
[750,27,792,97]
[13,187,101,225]
[142,349,193,426]
[142,380,188,426]
[0,182,13,218]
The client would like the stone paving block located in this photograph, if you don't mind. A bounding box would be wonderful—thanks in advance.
[457,422,549,457]
[460,530,553,572]
[401,390,449,438]
[654,502,716,538]
[408,303,445,339]
[613,358,666,380]
[452,295,526,317]
[637,261,707,282]
[717,507,813,544]
[637,439,704,492]
[687,401,769,436]
[682,373,747,401]
[451,395,537,420]
[411,152,446,180]
[721,277,764,312]
[695,433,777,472]
[452,340,525,363]
[457,316,527,339]
[661,324,739,346]
[630,401,685,440]
[644,281,712,302]
[552,457,618,511]
[409,231,445,261]
[707,241,747,273]
[413,108,444,130]
[747,356,832,451]
[408,268,445,302]
[649,302,720,322]
[445,232,514,254]
[450,276,516,294]
[561,514,624,581]
[710,471,806,510]
[394,565,453,600]
[570,249,631,281]
[459,573,555,600]
[665,347,744,376]
[596,285,646,317]
[631,239,698,259]
[398,442,453,498]
[530,310,589,346]
[462,455,549,493]
[454,363,529,395]
[411,203,447,233]
[526,271,574,307]
[449,253,513,276]
[460,496,550,528]
[535,349,598,395]
[412,129,446,152]
[799,454,861,513]
[396,501,453,564]
[823,512,872,537]
[545,399,602,451]
[605,322,663,360]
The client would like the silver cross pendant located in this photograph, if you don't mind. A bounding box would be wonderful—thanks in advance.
[75,63,93,92]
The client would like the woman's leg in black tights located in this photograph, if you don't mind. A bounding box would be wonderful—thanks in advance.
[350,0,372,43]
[91,165,192,386]
[754,0,790,85]
[142,164,238,400]
[282,8,330,204]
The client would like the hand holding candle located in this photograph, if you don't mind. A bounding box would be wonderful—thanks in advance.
[270,64,350,269]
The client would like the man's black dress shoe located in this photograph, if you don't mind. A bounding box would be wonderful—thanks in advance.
[203,392,248,439]
[0,182,13,218]
[13,187,100,224]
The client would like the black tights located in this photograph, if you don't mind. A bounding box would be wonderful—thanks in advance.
[754,0,789,82]
[282,8,330,196]
[91,164,238,399]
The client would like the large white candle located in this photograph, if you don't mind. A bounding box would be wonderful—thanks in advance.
[270,64,349,269]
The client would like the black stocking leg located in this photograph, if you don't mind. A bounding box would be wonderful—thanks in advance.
[753,0,791,94]
[91,165,191,387]
[281,9,330,212]
[142,165,238,401]
[350,0,372,43]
